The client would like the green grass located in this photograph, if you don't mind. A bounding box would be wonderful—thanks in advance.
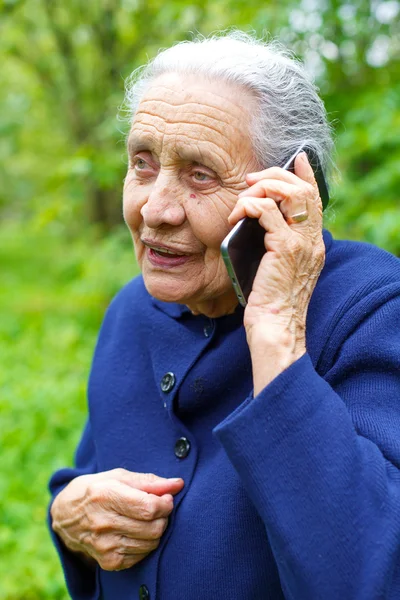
[0,222,138,599]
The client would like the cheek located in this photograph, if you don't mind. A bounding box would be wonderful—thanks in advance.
[186,194,234,249]
[123,177,148,230]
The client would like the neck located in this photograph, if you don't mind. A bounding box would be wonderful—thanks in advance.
[186,290,239,319]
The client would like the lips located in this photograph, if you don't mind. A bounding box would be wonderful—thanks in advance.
[141,238,193,269]
[145,244,186,257]
[141,238,190,256]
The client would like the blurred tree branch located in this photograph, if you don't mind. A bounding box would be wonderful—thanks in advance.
[0,0,398,248]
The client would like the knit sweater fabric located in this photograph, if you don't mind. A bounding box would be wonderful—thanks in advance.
[48,230,400,600]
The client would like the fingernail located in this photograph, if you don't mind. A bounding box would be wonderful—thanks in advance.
[168,477,183,482]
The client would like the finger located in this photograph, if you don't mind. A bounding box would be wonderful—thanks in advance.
[117,516,168,541]
[89,512,168,541]
[292,153,323,228]
[237,167,313,230]
[238,180,299,203]
[92,537,157,572]
[91,532,160,558]
[117,535,160,555]
[229,197,291,237]
[129,473,184,496]
[92,480,175,521]
[229,195,275,226]
[119,488,174,521]
[238,180,308,228]
[246,165,302,186]
[96,551,149,572]
[108,469,185,497]
[293,152,317,187]
[113,553,149,571]
[279,188,308,226]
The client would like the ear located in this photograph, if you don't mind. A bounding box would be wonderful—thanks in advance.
[294,152,317,188]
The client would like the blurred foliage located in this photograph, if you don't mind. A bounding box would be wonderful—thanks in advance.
[0,223,136,599]
[0,0,399,598]
[1,0,399,246]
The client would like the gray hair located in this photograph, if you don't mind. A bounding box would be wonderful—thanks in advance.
[123,30,334,179]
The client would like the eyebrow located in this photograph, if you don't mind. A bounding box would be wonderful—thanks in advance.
[127,134,226,173]
[127,135,153,156]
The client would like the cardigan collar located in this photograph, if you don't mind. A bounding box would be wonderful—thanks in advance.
[151,297,192,319]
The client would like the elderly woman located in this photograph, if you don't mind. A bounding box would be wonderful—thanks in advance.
[48,31,400,600]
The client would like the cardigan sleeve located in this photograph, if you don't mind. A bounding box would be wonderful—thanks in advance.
[213,292,400,599]
[48,419,100,600]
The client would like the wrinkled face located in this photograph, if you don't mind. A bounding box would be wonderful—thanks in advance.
[123,73,258,317]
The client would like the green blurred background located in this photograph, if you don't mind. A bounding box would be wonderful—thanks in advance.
[0,0,399,597]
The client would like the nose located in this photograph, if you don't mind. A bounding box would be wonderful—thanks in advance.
[140,173,186,229]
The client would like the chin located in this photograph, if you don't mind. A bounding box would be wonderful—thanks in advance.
[143,272,239,318]
[142,273,194,305]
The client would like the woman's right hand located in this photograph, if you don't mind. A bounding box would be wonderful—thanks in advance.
[50,469,184,571]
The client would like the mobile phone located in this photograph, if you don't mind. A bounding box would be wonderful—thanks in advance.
[220,143,329,307]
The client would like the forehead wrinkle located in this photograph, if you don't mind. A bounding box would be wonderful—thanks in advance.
[172,114,245,143]
[128,120,166,154]
[137,98,249,133]
[143,82,254,122]
[134,108,248,152]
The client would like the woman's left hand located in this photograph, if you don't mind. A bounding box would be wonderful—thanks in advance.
[228,152,325,393]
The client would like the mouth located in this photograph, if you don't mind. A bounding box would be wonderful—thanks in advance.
[141,238,193,269]
[141,238,189,257]
[142,240,187,256]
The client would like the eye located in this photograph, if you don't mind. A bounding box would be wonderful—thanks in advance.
[193,171,210,182]
[134,158,148,170]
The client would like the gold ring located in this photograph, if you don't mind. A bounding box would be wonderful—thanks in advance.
[287,211,308,225]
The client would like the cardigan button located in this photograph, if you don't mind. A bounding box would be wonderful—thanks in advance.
[174,437,191,459]
[139,584,150,600]
[161,372,175,393]
[203,324,212,337]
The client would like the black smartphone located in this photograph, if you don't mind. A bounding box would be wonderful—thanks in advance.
[220,143,329,307]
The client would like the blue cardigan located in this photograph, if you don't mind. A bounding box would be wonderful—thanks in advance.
[49,230,400,600]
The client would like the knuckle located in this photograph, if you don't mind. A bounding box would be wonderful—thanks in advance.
[92,534,111,554]
[87,481,106,504]
[140,497,158,520]
[267,167,280,179]
[142,538,160,552]
[149,518,167,540]
[272,182,288,201]
[113,554,125,571]
[287,237,302,254]
[78,531,92,549]
[142,472,158,483]
[252,181,266,195]
[112,468,128,479]
[262,198,277,211]
[100,553,124,572]
[306,181,316,195]
[129,536,159,553]
[90,515,109,534]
